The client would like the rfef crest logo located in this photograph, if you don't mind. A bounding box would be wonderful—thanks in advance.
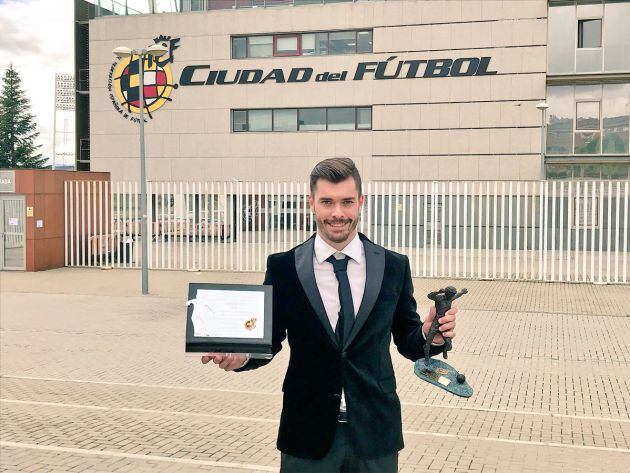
[108,35,180,121]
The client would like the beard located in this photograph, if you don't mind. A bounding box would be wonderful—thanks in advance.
[316,215,359,244]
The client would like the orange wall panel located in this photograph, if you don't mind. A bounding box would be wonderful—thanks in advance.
[3,170,110,271]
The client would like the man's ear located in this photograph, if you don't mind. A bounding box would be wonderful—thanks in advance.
[308,194,314,210]
[358,194,365,209]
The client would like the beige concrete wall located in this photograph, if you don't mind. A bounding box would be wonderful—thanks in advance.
[89,0,547,182]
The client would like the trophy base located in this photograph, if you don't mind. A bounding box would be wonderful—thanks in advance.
[414,358,473,398]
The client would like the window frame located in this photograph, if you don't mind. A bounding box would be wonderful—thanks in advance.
[273,34,302,57]
[272,108,299,132]
[233,107,372,133]
[573,99,602,154]
[356,30,373,54]
[355,107,372,130]
[298,107,327,131]
[577,18,603,49]
[575,100,601,131]
[232,109,248,132]
[231,29,372,59]
[328,30,358,55]
[232,36,247,59]
[326,107,358,131]
[246,35,274,58]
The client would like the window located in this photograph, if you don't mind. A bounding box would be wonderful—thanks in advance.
[302,32,328,56]
[248,36,273,58]
[232,110,247,132]
[357,30,372,54]
[356,107,372,130]
[602,83,630,154]
[233,107,372,132]
[578,19,602,48]
[274,35,300,56]
[327,108,355,130]
[547,83,630,156]
[189,0,206,11]
[248,109,272,131]
[546,85,574,155]
[273,109,297,131]
[601,163,630,179]
[574,132,601,154]
[299,108,326,131]
[548,1,630,74]
[232,37,247,59]
[604,1,630,71]
[576,101,600,130]
[231,29,371,58]
[329,31,356,55]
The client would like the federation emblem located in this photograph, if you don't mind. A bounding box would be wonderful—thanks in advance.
[244,317,257,330]
[108,35,180,121]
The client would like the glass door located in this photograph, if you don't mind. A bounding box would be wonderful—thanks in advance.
[0,196,26,270]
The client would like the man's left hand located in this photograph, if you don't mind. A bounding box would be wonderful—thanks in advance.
[422,305,457,345]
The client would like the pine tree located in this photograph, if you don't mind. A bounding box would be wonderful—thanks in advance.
[0,64,46,168]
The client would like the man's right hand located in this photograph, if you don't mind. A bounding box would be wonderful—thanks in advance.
[201,353,248,371]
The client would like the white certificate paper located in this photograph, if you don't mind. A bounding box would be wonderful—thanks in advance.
[187,289,265,339]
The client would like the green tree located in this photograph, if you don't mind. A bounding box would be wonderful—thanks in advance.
[0,64,46,168]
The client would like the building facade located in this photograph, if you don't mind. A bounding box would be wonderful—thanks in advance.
[545,0,630,179]
[76,0,629,181]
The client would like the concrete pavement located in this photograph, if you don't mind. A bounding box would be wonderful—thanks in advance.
[1,268,629,472]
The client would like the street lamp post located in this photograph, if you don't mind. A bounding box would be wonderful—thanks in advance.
[536,102,550,180]
[113,44,167,295]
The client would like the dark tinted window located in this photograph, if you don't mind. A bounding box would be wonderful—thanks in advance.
[232,37,247,59]
[299,108,326,131]
[232,110,248,132]
[329,31,356,54]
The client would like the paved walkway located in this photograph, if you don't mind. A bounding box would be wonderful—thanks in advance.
[1,268,629,472]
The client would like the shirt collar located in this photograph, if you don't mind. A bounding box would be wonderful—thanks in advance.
[314,232,364,265]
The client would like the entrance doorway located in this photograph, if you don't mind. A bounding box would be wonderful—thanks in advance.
[0,195,25,270]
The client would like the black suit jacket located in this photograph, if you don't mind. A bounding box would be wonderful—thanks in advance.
[236,233,443,460]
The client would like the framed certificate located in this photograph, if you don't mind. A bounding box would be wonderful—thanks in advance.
[185,283,273,358]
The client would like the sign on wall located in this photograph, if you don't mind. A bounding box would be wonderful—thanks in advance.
[180,56,498,86]
[106,33,498,120]
[0,170,15,193]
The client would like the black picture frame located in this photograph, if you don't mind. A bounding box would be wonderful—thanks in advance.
[185,283,273,358]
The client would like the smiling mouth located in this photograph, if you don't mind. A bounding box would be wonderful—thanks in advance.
[327,221,349,228]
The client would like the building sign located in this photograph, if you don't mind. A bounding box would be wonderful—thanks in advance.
[108,35,180,121]
[106,34,498,114]
[180,56,497,86]
[0,170,15,193]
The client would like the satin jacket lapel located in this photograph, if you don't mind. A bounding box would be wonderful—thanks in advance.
[294,236,340,350]
[343,234,385,350]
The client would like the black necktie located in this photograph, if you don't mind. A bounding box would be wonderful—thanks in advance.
[326,253,355,347]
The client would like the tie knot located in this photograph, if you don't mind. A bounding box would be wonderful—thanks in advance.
[326,253,349,273]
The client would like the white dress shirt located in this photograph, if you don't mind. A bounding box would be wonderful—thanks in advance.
[313,232,366,414]
[313,233,366,331]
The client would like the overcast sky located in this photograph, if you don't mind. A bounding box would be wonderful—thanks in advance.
[0,0,75,167]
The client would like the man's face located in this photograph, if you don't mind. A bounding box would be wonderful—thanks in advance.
[308,177,364,246]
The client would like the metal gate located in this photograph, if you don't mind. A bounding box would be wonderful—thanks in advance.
[0,195,26,270]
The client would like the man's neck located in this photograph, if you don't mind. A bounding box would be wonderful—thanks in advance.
[316,230,358,251]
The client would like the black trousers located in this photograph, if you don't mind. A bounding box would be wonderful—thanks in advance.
[280,423,399,473]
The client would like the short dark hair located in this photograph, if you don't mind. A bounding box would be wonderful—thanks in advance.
[310,158,362,196]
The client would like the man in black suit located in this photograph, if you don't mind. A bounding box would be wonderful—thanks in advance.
[203,158,457,472]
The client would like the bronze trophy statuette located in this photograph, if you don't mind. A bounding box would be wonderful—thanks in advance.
[414,286,472,398]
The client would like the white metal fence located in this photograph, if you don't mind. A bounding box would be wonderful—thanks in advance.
[64,180,630,284]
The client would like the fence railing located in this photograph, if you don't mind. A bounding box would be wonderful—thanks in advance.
[64,180,630,284]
